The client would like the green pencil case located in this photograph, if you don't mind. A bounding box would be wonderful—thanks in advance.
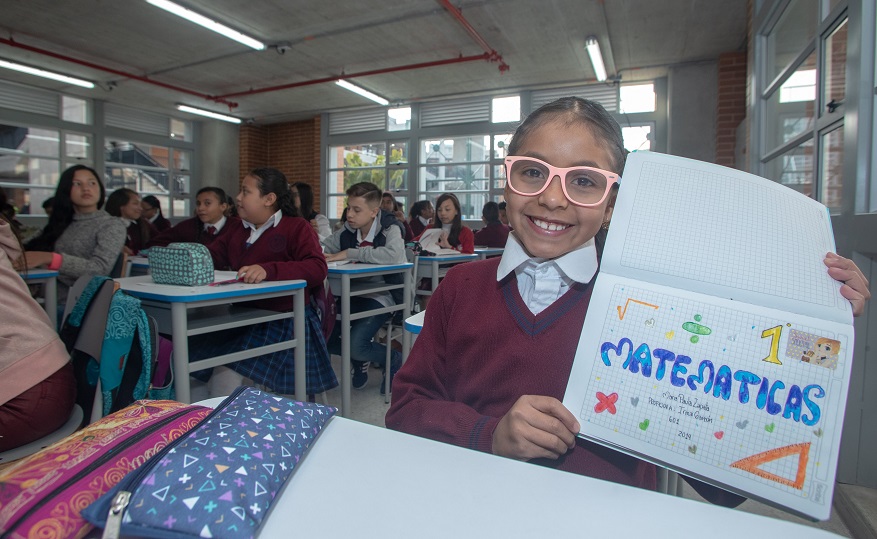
[149,242,214,286]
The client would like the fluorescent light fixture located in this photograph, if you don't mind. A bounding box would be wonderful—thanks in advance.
[177,104,242,124]
[0,59,94,88]
[585,36,607,82]
[335,80,389,106]
[146,0,265,50]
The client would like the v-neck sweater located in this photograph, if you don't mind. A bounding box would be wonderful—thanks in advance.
[386,257,656,489]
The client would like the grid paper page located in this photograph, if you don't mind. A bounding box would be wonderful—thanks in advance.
[604,153,848,323]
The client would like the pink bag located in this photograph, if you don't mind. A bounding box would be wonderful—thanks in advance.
[0,400,211,539]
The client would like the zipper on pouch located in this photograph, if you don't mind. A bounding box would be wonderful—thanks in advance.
[101,491,131,539]
[96,386,247,536]
[1,405,205,539]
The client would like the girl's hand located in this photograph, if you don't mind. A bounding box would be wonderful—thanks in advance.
[437,232,451,249]
[492,395,580,461]
[325,251,348,262]
[13,251,52,270]
[123,246,134,256]
[825,253,871,316]
[237,265,267,284]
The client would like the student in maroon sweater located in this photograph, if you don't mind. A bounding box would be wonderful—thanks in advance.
[473,201,510,248]
[147,187,239,248]
[387,97,871,505]
[408,200,434,238]
[106,188,157,255]
[414,193,474,253]
[189,168,336,398]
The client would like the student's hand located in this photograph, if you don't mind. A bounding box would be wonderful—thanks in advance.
[825,252,871,316]
[394,211,405,221]
[122,246,134,256]
[13,251,52,270]
[325,251,348,262]
[492,395,580,461]
[310,219,320,234]
[237,265,267,284]
[437,232,452,249]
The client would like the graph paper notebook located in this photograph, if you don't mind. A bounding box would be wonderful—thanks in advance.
[563,151,854,520]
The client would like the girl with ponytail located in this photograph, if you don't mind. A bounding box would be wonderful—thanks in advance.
[190,167,336,398]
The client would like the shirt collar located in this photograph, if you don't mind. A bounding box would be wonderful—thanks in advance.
[205,216,227,232]
[121,217,136,227]
[418,215,430,227]
[356,215,380,244]
[147,213,159,224]
[497,233,599,284]
[242,209,282,232]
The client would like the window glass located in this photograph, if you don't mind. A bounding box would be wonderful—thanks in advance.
[170,118,193,142]
[492,96,521,123]
[823,19,847,115]
[0,158,59,215]
[764,51,816,152]
[766,0,819,80]
[622,125,652,151]
[764,139,814,197]
[388,142,408,164]
[65,133,91,160]
[387,107,411,131]
[493,133,513,160]
[61,96,89,124]
[619,83,656,114]
[820,125,843,211]
[0,126,59,156]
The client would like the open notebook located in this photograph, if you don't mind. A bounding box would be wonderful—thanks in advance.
[562,151,854,520]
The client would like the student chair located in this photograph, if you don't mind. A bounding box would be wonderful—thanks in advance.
[0,404,84,464]
[381,316,405,404]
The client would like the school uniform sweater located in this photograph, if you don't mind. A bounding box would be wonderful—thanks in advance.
[149,214,172,232]
[473,221,511,248]
[207,215,327,312]
[409,217,428,238]
[0,221,70,406]
[386,257,656,489]
[123,219,158,254]
[54,210,126,303]
[147,216,241,248]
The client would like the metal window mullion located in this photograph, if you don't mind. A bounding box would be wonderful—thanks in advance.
[762,131,814,163]
[763,41,818,98]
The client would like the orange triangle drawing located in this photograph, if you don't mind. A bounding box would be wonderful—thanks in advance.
[730,442,810,489]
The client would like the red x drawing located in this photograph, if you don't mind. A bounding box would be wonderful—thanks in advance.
[594,392,619,414]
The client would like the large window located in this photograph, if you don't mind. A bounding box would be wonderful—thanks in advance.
[325,142,409,219]
[105,139,191,217]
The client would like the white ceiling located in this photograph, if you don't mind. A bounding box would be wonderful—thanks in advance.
[0,0,747,124]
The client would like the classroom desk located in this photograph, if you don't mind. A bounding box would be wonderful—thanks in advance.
[328,262,412,417]
[402,310,425,363]
[414,253,478,300]
[127,255,150,276]
[115,271,307,404]
[474,246,504,260]
[260,417,839,539]
[21,269,58,328]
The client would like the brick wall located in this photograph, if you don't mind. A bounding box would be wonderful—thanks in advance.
[716,51,747,169]
[238,116,323,210]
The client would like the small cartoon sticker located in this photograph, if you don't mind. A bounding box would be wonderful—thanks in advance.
[785,329,840,370]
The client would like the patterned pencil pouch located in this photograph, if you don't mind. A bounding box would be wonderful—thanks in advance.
[82,387,337,539]
[149,242,214,286]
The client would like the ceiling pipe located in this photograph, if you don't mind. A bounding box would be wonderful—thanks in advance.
[0,36,239,109]
[435,0,509,73]
[213,53,490,99]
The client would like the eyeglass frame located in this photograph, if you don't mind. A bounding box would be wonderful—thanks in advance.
[503,155,620,207]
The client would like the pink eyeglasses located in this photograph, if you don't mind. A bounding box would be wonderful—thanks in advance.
[504,156,619,207]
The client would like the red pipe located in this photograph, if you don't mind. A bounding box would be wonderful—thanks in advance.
[214,53,490,99]
[436,0,509,73]
[0,36,239,109]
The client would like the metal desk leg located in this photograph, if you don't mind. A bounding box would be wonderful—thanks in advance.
[431,260,439,293]
[341,274,351,417]
[171,302,191,403]
[402,269,413,364]
[44,277,57,329]
[294,287,306,402]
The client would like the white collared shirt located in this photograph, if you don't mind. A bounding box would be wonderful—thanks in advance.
[147,213,159,224]
[204,216,228,234]
[497,233,599,315]
[242,210,282,246]
[418,215,430,227]
[356,216,380,244]
[121,217,135,227]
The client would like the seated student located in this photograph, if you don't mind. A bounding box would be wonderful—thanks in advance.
[473,201,510,248]
[105,188,158,255]
[381,191,413,241]
[414,193,475,254]
[147,187,239,248]
[189,168,336,398]
[0,214,76,451]
[385,97,871,503]
[322,182,406,394]
[141,195,171,232]
[497,201,510,227]
[408,200,434,238]
[18,165,126,314]
[291,182,332,242]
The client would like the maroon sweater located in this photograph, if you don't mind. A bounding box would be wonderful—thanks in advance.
[207,216,327,311]
[473,222,510,248]
[147,216,241,248]
[124,220,158,255]
[386,258,655,489]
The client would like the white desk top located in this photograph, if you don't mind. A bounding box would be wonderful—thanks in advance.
[20,269,59,279]
[128,256,149,268]
[417,253,478,263]
[404,310,426,334]
[327,262,413,274]
[260,418,839,538]
[116,271,306,302]
[474,247,504,254]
